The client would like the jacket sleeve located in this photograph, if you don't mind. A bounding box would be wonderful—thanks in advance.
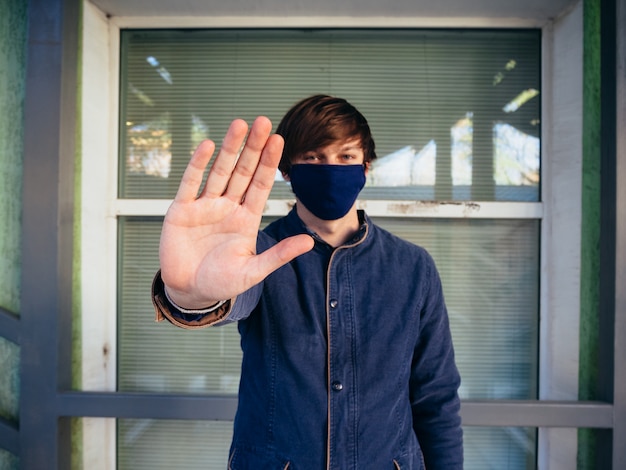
[409,256,463,469]
[151,270,262,329]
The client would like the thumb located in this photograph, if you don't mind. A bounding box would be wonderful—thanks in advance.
[252,234,315,280]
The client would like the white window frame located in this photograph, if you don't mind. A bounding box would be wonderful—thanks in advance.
[80,2,583,468]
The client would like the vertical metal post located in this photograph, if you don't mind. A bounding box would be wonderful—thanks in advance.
[19,0,79,468]
[598,0,626,467]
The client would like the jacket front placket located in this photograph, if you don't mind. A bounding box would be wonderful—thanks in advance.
[324,239,364,470]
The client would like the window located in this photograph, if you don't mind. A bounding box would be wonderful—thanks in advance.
[116,28,541,469]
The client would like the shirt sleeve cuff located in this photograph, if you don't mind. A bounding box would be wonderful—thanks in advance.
[151,270,234,329]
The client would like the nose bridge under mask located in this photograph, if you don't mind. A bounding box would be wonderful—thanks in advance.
[288,164,366,220]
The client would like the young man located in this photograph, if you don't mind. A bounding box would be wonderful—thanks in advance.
[152,95,463,469]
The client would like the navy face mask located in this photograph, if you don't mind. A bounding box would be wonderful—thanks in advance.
[288,164,366,220]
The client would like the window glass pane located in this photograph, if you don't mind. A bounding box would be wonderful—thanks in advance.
[119,29,540,202]
[118,419,232,469]
[464,427,537,470]
[371,217,540,399]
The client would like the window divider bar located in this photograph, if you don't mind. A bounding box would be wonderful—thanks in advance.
[57,392,612,428]
[460,400,613,429]
[57,391,238,421]
[114,199,543,219]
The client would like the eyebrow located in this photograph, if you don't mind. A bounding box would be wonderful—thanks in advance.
[303,141,363,155]
[304,146,361,154]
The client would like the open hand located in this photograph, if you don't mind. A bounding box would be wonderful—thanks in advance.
[159,116,314,309]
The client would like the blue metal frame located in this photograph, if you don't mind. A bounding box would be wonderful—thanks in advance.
[17,0,78,467]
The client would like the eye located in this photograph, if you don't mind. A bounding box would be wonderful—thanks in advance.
[342,154,356,161]
[301,154,319,162]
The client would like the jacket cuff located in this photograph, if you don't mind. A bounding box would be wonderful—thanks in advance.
[151,270,234,329]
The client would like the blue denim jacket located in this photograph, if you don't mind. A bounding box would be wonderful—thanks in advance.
[153,209,462,469]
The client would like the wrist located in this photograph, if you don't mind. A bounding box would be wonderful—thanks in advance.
[163,285,226,313]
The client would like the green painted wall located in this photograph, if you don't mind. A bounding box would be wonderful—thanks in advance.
[578,0,601,467]
[0,0,27,468]
[0,1,26,313]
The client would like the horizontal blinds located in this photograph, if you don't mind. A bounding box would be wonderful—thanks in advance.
[464,427,536,469]
[118,216,539,400]
[119,29,540,201]
[117,217,242,395]
[117,419,232,469]
[371,216,540,400]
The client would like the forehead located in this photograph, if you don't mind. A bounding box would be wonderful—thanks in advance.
[312,138,363,153]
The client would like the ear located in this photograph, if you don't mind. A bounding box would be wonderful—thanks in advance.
[364,161,370,176]
[282,171,290,182]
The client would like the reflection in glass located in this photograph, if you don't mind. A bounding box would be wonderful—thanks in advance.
[124,113,209,182]
[494,123,540,187]
[451,114,473,186]
[125,114,171,179]
[368,142,436,187]
[363,111,539,201]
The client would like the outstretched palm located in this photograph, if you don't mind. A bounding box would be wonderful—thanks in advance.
[159,116,314,309]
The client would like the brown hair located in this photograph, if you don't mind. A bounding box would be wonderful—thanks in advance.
[276,95,377,175]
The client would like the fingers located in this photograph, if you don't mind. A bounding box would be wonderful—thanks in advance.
[175,139,216,202]
[201,118,250,198]
[222,116,275,203]
[240,133,284,214]
[183,116,281,213]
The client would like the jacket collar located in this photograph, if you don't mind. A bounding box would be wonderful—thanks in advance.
[284,207,369,248]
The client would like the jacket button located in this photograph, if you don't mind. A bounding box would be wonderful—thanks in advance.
[331,381,343,391]
[329,299,338,308]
